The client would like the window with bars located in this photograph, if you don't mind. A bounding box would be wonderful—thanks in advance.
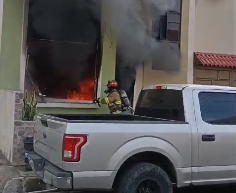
[152,1,182,44]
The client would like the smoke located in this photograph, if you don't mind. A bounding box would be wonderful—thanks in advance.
[106,0,180,69]
[27,0,101,85]
[103,0,179,67]
[28,0,181,92]
[89,0,181,91]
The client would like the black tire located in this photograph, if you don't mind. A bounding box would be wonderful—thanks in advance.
[115,162,173,193]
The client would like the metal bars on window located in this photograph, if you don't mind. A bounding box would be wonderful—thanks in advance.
[166,11,181,43]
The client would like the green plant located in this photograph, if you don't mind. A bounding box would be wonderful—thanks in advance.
[22,90,37,121]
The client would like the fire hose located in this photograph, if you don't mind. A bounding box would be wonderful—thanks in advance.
[128,106,134,114]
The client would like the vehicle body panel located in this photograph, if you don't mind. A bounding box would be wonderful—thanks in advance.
[33,118,67,168]
[31,84,236,190]
[191,89,236,185]
[34,121,191,172]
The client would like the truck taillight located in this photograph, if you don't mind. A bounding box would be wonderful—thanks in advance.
[62,134,87,162]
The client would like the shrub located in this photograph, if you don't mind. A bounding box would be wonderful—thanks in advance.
[22,90,37,121]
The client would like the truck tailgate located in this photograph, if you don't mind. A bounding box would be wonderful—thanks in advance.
[34,115,67,168]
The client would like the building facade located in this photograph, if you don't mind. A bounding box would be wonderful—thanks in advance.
[133,0,236,106]
[0,0,235,113]
[193,0,236,87]
[0,0,235,164]
[0,0,117,163]
[0,0,117,115]
[133,0,196,106]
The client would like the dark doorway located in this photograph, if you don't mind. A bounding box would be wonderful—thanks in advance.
[115,54,136,106]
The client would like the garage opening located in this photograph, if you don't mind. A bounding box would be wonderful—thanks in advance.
[25,0,101,103]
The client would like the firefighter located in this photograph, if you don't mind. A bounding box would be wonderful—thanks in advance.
[95,80,123,114]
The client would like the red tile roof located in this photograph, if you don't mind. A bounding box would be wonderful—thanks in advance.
[194,52,236,68]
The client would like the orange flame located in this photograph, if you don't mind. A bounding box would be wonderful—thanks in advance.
[67,79,95,101]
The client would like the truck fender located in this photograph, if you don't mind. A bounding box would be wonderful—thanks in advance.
[107,136,182,171]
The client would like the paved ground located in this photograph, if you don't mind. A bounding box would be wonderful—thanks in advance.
[1,151,236,193]
[74,186,236,193]
[176,185,236,193]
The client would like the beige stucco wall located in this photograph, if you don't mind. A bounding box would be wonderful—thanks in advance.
[133,0,195,107]
[234,0,236,53]
[195,0,236,55]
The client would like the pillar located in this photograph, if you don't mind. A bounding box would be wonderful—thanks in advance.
[0,0,25,90]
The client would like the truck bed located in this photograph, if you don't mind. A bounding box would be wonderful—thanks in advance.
[41,114,186,124]
[33,113,188,173]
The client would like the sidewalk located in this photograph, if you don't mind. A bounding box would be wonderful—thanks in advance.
[0,152,53,193]
[0,152,79,193]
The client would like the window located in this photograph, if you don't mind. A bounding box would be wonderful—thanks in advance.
[26,0,101,103]
[151,1,181,71]
[152,0,182,43]
[166,11,181,42]
[199,92,236,125]
[135,89,185,121]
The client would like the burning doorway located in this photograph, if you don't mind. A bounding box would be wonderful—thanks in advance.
[25,0,101,103]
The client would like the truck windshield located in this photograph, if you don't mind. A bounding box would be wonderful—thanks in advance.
[135,89,185,121]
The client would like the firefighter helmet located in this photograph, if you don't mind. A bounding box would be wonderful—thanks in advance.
[107,80,118,88]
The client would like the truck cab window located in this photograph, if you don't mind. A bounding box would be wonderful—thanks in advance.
[135,89,185,121]
[199,92,236,125]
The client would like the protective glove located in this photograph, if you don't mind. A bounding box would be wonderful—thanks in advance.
[93,98,101,107]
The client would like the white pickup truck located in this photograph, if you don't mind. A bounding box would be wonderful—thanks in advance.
[28,84,236,193]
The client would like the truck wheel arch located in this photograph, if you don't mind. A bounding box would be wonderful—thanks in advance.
[107,137,181,185]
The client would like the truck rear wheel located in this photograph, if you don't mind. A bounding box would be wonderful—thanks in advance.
[116,162,173,193]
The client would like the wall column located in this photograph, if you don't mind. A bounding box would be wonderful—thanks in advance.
[100,0,116,93]
[184,0,195,84]
[0,0,4,54]
[133,1,151,108]
[19,0,29,91]
[0,0,25,90]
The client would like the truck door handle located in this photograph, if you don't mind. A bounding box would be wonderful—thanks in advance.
[202,134,215,142]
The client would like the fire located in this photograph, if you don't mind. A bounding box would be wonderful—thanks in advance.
[67,79,95,101]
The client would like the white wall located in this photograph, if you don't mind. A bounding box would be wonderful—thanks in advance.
[0,90,15,162]
[195,0,236,55]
